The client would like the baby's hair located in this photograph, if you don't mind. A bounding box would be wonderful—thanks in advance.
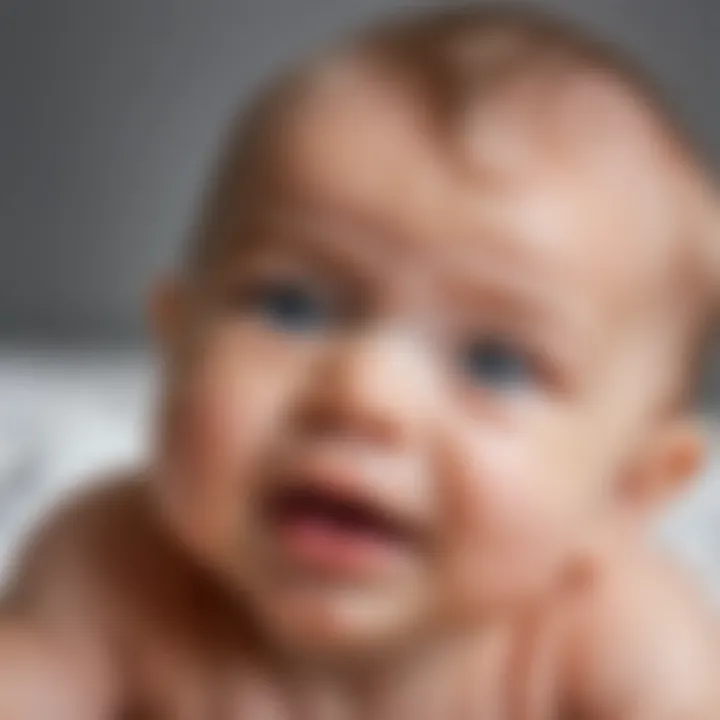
[188,2,719,403]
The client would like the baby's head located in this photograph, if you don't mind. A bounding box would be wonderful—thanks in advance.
[150,6,719,661]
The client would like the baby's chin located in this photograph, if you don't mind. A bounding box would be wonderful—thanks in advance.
[245,580,435,661]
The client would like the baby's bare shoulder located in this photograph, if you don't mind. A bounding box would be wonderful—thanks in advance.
[560,543,719,719]
[0,473,147,718]
[2,472,151,617]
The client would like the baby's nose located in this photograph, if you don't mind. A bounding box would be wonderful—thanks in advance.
[296,327,439,449]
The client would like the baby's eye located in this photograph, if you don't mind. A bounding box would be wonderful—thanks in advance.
[252,281,332,333]
[460,338,534,390]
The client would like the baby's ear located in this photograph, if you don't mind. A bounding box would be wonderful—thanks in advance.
[618,417,706,518]
[148,276,188,353]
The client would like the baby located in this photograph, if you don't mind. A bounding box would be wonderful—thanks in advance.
[1,5,719,719]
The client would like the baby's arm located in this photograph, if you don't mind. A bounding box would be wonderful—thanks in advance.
[559,555,719,720]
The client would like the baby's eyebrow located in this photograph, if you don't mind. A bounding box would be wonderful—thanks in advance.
[247,205,405,274]
[439,228,596,318]
[444,256,584,323]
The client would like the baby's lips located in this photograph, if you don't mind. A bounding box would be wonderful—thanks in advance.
[269,440,434,540]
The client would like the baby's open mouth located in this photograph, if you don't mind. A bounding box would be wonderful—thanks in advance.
[270,485,415,542]
[264,484,421,577]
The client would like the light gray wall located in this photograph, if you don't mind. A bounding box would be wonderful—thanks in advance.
[0,0,718,345]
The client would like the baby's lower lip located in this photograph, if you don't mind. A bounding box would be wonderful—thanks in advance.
[266,496,415,578]
[273,513,410,577]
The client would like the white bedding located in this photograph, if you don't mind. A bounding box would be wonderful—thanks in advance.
[0,348,153,576]
[1,347,719,599]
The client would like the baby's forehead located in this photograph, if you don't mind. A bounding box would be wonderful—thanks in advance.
[250,59,684,309]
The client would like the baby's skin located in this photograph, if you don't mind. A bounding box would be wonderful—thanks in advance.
[1,9,718,719]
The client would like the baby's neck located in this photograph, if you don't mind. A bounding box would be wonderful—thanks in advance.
[230,623,514,720]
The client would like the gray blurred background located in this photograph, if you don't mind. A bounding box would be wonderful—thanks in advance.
[0,1,718,586]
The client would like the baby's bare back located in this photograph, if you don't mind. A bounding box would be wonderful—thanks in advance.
[0,475,716,720]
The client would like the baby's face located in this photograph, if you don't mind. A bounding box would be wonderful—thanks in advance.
[154,72,680,657]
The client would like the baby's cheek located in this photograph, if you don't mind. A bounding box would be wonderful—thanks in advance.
[442,416,593,608]
[156,325,311,554]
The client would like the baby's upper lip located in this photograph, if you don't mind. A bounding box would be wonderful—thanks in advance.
[266,444,431,543]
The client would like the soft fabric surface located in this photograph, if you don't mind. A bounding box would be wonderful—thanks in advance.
[0,347,718,599]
